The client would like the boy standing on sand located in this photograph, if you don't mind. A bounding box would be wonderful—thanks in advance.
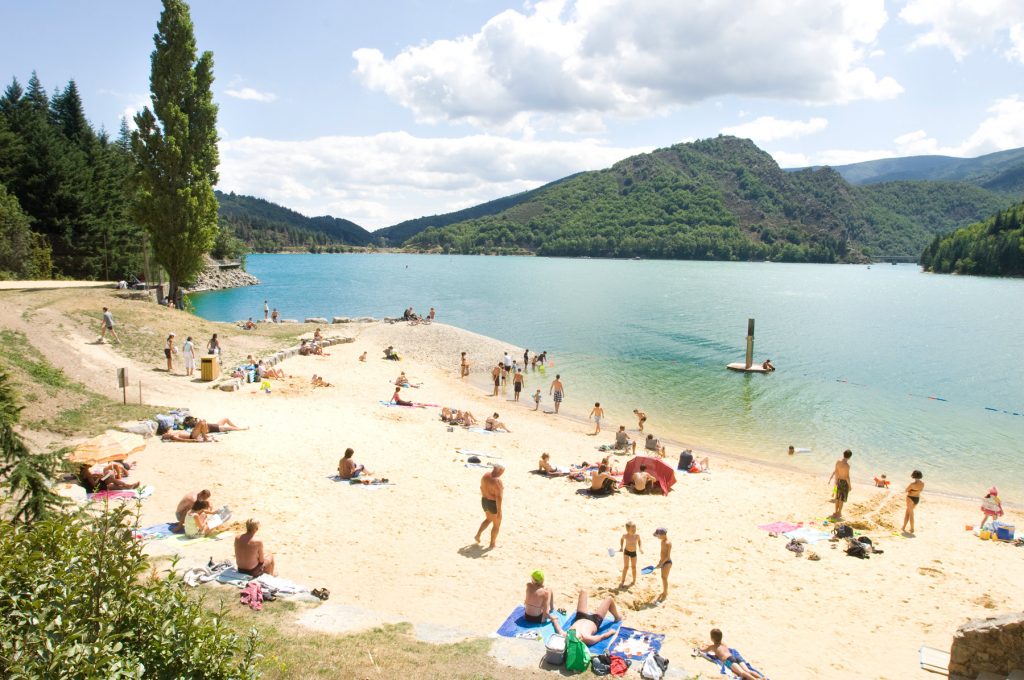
[589,402,604,434]
[828,449,853,519]
[549,374,565,414]
[512,369,525,401]
[491,363,502,396]
[619,521,642,587]
[532,389,542,411]
[653,527,672,604]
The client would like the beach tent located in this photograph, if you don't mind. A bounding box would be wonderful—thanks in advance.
[621,456,676,494]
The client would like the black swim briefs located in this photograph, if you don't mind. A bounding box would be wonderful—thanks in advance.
[624,549,637,558]
[481,497,498,514]
[575,611,604,628]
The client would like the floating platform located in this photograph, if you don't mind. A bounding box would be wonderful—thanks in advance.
[726,362,772,373]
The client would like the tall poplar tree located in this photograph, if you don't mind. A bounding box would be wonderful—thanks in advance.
[131,0,219,298]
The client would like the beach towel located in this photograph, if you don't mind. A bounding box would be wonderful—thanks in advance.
[495,605,571,643]
[566,612,622,654]
[782,526,832,544]
[757,521,801,533]
[134,522,177,540]
[621,457,676,494]
[918,646,949,674]
[254,574,309,596]
[607,627,665,661]
[216,567,253,587]
[700,648,767,678]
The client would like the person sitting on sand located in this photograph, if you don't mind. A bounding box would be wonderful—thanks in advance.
[161,426,214,443]
[394,371,421,388]
[613,425,637,454]
[485,412,511,432]
[299,339,312,356]
[538,452,569,477]
[524,570,557,623]
[590,464,618,495]
[176,489,212,524]
[644,434,666,457]
[874,474,890,488]
[550,590,624,645]
[762,359,775,372]
[183,499,219,538]
[359,351,367,362]
[258,360,285,379]
[183,416,248,433]
[234,519,277,577]
[313,328,324,344]
[600,455,621,476]
[312,374,332,387]
[338,447,371,479]
[632,464,653,493]
[392,386,413,406]
[77,464,139,492]
[700,628,765,680]
[243,318,256,330]
[383,345,399,360]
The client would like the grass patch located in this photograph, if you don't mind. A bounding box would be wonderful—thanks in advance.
[203,590,547,680]
[29,393,160,437]
[0,330,74,393]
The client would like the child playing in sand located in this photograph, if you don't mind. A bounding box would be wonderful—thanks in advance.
[699,628,765,680]
[874,474,890,488]
[359,351,367,362]
[532,389,542,410]
[980,486,1003,530]
[311,374,332,387]
[653,527,672,604]
[619,521,642,587]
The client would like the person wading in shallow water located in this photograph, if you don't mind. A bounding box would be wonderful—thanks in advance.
[549,374,565,414]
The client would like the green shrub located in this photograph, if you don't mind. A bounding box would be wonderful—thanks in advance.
[0,506,259,679]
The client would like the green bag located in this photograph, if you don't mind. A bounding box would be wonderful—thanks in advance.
[564,629,591,672]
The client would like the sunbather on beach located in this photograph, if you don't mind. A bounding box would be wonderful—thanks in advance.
[613,426,637,454]
[550,590,624,646]
[359,351,367,362]
[485,413,510,432]
[632,464,653,493]
[183,499,219,538]
[524,570,556,623]
[538,453,568,476]
[234,518,277,577]
[77,464,139,492]
[175,488,211,524]
[312,374,332,387]
[644,434,666,457]
[383,345,399,360]
[590,464,617,495]
[161,428,212,443]
[258,360,285,379]
[183,416,248,433]
[392,386,413,406]
[338,448,371,479]
[394,371,421,387]
[700,628,764,680]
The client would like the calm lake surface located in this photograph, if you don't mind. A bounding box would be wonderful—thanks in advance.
[192,254,1024,499]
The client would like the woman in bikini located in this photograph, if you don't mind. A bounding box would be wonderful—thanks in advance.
[902,470,924,534]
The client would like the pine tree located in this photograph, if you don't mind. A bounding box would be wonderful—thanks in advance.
[131,0,220,298]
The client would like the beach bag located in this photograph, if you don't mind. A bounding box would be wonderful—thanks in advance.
[639,651,668,680]
[846,540,869,559]
[565,629,591,672]
[833,524,853,539]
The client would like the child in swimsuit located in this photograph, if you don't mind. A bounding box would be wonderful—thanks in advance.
[653,527,672,604]
[619,521,642,587]
[700,628,765,680]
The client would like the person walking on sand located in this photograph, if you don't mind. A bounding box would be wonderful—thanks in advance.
[512,369,525,401]
[902,470,924,535]
[619,521,642,587]
[828,449,853,520]
[549,374,565,414]
[532,389,542,411]
[460,352,470,378]
[182,336,196,377]
[99,307,119,343]
[475,465,504,549]
[633,409,647,432]
[164,333,177,373]
[263,300,269,321]
[491,363,502,396]
[652,527,672,604]
[589,402,604,435]
[523,349,529,369]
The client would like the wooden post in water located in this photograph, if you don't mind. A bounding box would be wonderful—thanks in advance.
[745,318,755,369]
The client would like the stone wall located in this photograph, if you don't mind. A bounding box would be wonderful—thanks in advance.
[949,612,1024,679]
[212,335,354,390]
[186,263,260,293]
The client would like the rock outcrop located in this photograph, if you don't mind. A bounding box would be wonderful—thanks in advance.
[185,258,260,293]
[949,612,1024,679]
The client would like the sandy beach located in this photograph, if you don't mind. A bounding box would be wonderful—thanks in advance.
[3,289,1020,679]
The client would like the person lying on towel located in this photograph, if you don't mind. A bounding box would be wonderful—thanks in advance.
[550,590,624,645]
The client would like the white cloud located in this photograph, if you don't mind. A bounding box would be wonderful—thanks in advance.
[218,132,651,229]
[769,151,812,168]
[353,0,899,131]
[720,116,828,143]
[900,0,1024,63]
[224,87,277,103]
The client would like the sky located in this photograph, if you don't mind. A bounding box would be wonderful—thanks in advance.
[2,0,1024,230]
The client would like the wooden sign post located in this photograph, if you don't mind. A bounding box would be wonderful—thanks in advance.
[117,368,127,405]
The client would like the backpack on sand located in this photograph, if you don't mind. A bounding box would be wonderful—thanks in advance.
[565,629,591,672]
[833,524,854,539]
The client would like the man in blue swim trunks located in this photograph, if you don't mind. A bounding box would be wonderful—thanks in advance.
[701,628,764,679]
[549,374,565,414]
[551,590,624,646]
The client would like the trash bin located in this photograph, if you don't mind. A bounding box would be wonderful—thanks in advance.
[200,355,220,381]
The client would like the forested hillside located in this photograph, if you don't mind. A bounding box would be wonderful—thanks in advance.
[827,146,1024,193]
[0,74,143,280]
[216,191,372,251]
[921,201,1024,277]
[405,136,1013,262]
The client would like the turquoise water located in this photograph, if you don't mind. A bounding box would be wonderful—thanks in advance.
[192,254,1024,499]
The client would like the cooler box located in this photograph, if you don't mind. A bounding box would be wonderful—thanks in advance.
[994,523,1015,541]
[544,633,566,666]
[200,356,220,381]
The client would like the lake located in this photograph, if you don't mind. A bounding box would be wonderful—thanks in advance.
[191,254,1024,500]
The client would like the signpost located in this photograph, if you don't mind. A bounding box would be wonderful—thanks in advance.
[117,368,127,405]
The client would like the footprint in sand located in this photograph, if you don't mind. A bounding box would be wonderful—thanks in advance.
[916,566,945,581]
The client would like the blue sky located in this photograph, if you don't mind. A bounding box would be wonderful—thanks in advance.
[2,0,1023,229]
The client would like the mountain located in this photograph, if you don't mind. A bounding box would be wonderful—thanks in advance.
[215,191,372,251]
[374,173,583,244]
[823,146,1024,193]
[402,136,1014,262]
[920,200,1024,277]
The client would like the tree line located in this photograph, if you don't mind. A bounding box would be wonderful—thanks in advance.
[921,200,1024,277]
